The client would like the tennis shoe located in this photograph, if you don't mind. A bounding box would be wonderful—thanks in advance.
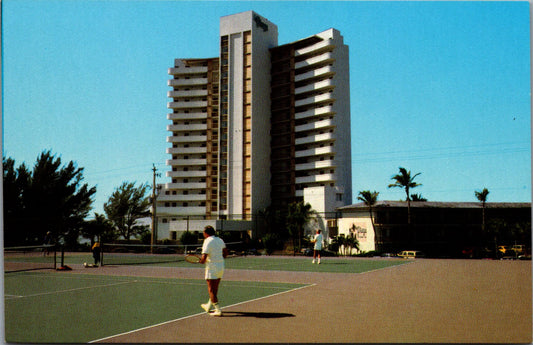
[201,303,211,312]
[210,309,222,317]
[312,259,315,264]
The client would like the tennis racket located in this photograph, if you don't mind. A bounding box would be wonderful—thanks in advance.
[185,254,201,264]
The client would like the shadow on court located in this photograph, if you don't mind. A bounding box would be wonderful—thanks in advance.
[221,311,295,318]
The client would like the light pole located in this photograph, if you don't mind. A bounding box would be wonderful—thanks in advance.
[151,164,161,253]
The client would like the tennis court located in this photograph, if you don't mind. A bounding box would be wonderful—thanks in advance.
[4,253,531,343]
[4,253,406,343]
[4,270,307,343]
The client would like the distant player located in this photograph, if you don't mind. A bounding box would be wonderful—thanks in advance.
[43,231,52,256]
[199,225,228,316]
[312,229,323,264]
[91,242,101,266]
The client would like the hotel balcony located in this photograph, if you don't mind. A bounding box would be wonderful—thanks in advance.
[168,78,208,87]
[168,90,208,98]
[295,65,334,83]
[296,173,335,184]
[167,112,207,121]
[295,160,335,171]
[295,52,334,69]
[295,132,335,146]
[295,93,335,108]
[165,182,206,190]
[295,80,334,95]
[167,170,207,178]
[295,146,335,158]
[166,158,207,166]
[168,66,208,75]
[156,206,206,216]
[166,147,207,155]
[295,105,334,120]
[295,39,335,57]
[295,119,335,133]
[157,194,207,202]
[167,135,207,143]
[167,123,207,132]
[167,100,207,109]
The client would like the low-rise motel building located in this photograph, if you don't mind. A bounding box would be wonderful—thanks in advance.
[335,201,531,258]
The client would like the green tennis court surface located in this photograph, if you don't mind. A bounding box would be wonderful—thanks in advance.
[5,271,307,343]
[224,256,407,273]
[5,256,407,343]
[57,253,408,273]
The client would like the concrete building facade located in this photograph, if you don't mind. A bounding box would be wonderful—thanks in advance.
[155,11,351,241]
[336,201,531,258]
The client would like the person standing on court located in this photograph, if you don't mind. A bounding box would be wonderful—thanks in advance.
[312,229,323,264]
[43,231,52,256]
[199,225,228,316]
[91,242,101,266]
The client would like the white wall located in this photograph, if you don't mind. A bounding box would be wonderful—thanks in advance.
[337,211,376,253]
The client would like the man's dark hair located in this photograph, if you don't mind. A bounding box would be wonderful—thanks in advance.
[204,225,216,236]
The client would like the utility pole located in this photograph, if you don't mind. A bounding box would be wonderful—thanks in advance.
[151,164,161,253]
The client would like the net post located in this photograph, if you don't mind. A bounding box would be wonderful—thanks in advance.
[61,245,65,267]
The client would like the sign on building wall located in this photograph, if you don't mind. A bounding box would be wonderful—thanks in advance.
[352,222,367,243]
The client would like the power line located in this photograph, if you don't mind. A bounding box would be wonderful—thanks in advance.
[352,142,529,164]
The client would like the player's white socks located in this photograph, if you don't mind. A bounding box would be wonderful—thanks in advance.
[211,303,222,316]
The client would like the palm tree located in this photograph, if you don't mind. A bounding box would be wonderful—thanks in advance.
[286,201,317,254]
[475,188,490,232]
[410,193,427,202]
[357,190,379,249]
[345,229,360,256]
[388,167,422,225]
[332,235,347,256]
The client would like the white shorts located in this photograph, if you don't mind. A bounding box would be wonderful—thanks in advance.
[205,262,224,280]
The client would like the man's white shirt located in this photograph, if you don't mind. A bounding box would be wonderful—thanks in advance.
[202,236,226,263]
[313,233,323,250]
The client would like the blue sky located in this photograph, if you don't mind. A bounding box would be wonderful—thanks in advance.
[2,1,531,217]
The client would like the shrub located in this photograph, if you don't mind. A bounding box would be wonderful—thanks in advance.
[262,233,282,255]
[180,231,198,245]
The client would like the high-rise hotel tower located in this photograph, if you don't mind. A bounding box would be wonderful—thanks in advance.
[156,11,351,240]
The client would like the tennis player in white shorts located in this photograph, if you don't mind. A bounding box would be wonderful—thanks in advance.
[199,225,228,316]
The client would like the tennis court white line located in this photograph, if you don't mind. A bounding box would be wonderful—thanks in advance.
[7,281,135,299]
[89,282,316,343]
[357,260,415,275]
[4,294,23,299]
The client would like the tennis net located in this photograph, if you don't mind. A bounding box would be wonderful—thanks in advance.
[101,241,245,266]
[4,245,57,273]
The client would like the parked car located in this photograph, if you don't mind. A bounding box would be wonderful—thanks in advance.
[511,244,526,254]
[397,250,425,259]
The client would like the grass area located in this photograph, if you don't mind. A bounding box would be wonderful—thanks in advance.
[4,271,306,343]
